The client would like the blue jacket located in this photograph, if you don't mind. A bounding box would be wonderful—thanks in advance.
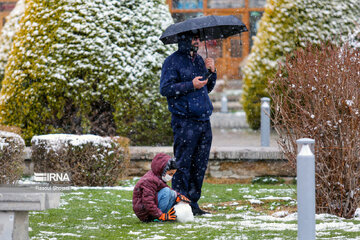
[160,38,217,121]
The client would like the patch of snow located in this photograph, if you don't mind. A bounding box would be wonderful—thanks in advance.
[236,206,252,211]
[203,203,215,209]
[59,199,69,207]
[229,202,239,206]
[354,208,360,218]
[71,186,134,191]
[260,196,293,201]
[144,235,167,240]
[32,134,114,150]
[272,211,289,218]
[243,195,255,199]
[248,199,264,204]
[57,233,82,237]
[17,177,41,185]
[69,191,84,195]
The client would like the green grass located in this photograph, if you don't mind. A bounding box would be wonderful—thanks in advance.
[29,179,360,240]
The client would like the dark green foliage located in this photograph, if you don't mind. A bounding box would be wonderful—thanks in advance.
[0,0,175,145]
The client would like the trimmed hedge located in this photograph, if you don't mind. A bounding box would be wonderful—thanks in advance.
[242,0,359,129]
[242,0,297,129]
[0,0,175,145]
[0,130,25,184]
[31,134,130,186]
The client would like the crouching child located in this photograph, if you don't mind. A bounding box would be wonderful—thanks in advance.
[132,153,191,222]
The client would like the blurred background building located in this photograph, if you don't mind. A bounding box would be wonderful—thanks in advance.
[0,0,265,80]
[167,0,266,80]
[0,0,17,27]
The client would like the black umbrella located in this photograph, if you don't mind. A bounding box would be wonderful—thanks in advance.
[160,15,248,57]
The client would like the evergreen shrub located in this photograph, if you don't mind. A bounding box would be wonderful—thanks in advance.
[0,0,25,86]
[0,0,175,145]
[269,43,360,218]
[0,130,25,184]
[31,134,130,186]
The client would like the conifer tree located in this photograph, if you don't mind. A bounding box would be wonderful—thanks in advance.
[0,0,175,145]
[0,0,26,86]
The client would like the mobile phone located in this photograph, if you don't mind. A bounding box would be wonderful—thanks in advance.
[203,71,213,80]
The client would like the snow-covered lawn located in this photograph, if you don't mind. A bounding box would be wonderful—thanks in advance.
[29,178,360,239]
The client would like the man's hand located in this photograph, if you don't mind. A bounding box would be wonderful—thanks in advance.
[205,58,215,73]
[176,194,191,203]
[192,76,208,89]
[158,207,177,221]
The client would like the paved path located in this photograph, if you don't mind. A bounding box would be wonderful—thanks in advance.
[211,128,280,148]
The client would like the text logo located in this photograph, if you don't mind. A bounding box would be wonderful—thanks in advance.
[34,173,71,182]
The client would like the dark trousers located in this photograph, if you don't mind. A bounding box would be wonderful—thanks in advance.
[171,116,212,210]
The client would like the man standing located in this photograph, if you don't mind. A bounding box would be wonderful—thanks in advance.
[160,30,216,215]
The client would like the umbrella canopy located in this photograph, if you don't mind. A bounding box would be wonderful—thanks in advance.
[160,15,248,45]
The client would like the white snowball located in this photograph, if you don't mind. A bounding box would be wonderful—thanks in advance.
[173,202,194,223]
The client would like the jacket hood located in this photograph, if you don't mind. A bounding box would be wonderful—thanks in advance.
[177,33,192,53]
[151,153,172,177]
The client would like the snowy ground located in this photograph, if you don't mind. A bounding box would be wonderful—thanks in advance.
[28,178,360,240]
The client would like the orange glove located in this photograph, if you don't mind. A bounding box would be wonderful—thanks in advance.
[158,207,176,221]
[176,194,191,203]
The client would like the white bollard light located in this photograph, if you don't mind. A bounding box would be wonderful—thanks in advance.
[296,138,316,240]
[221,94,228,113]
[261,97,270,147]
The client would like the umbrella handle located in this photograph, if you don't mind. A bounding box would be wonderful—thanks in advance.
[201,28,209,59]
[204,39,208,58]
[204,39,211,71]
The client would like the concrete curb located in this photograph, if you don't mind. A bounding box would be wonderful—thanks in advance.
[23,146,293,179]
[130,146,283,161]
[24,146,284,161]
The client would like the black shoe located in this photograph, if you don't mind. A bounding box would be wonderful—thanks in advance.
[191,207,210,216]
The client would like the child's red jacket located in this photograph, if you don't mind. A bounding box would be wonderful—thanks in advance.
[132,153,172,222]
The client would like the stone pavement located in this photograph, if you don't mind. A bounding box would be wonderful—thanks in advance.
[211,127,280,148]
